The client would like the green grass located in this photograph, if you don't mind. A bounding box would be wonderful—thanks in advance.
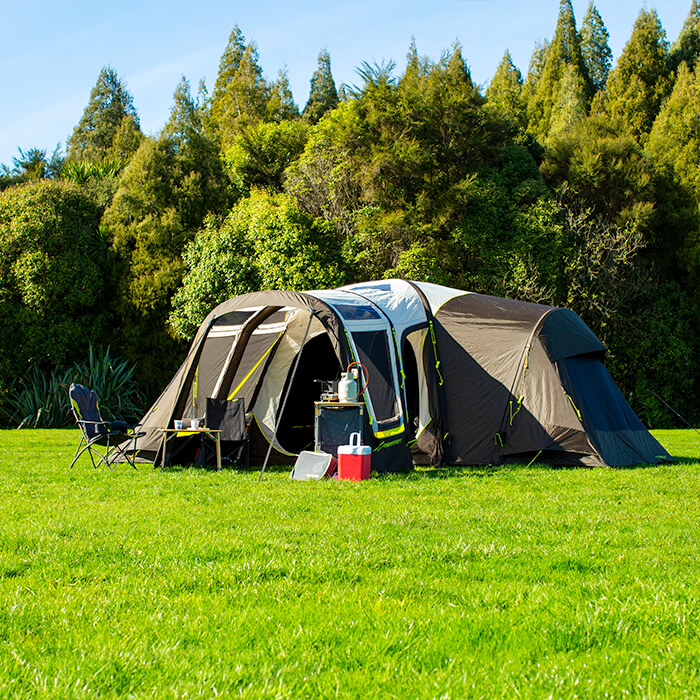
[0,429,699,698]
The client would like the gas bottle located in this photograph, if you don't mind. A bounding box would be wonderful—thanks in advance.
[338,371,358,403]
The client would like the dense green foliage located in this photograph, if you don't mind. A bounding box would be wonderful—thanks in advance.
[0,182,109,394]
[170,190,346,337]
[222,119,308,196]
[1,3,699,428]
[0,430,698,695]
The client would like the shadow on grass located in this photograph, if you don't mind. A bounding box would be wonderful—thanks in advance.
[383,459,669,479]
[664,455,699,466]
[157,457,682,478]
[161,461,290,475]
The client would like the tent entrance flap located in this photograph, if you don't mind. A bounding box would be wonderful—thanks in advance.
[559,354,672,465]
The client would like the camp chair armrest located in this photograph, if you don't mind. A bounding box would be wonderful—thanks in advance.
[77,419,111,429]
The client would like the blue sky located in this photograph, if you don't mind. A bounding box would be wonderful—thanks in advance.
[0,1,691,167]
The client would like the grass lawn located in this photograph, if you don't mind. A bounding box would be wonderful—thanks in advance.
[0,429,698,698]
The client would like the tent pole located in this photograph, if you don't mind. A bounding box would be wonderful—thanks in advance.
[259,307,316,481]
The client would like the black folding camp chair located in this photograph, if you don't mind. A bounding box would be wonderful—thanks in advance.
[205,397,250,467]
[68,383,142,470]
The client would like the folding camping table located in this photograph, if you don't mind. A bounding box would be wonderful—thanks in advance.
[157,428,223,471]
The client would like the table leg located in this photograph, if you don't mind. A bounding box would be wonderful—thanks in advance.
[215,433,222,471]
[160,433,168,470]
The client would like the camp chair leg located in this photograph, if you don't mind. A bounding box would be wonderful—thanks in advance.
[70,441,110,470]
[122,446,138,470]
[69,436,87,469]
[105,439,139,471]
[92,442,112,470]
[87,443,99,469]
[124,433,142,470]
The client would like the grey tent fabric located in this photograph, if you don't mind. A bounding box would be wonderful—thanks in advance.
[128,280,671,470]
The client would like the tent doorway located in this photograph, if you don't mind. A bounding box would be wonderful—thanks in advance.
[402,336,420,439]
[275,333,343,454]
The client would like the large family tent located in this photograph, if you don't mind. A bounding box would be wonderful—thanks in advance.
[132,280,671,471]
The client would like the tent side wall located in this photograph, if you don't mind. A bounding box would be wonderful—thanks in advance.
[498,334,603,465]
[431,293,557,465]
[537,310,672,465]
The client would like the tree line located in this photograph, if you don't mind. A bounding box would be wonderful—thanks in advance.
[1,0,699,428]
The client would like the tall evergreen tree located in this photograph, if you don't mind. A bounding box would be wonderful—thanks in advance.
[647,61,700,294]
[549,63,587,136]
[67,67,140,161]
[162,77,203,143]
[580,2,613,92]
[212,26,247,102]
[605,9,671,140]
[103,78,229,394]
[526,0,592,141]
[670,0,700,74]
[445,42,474,89]
[552,0,583,63]
[268,68,299,122]
[207,39,272,146]
[303,49,340,124]
[403,38,428,82]
[486,50,526,126]
[648,61,700,199]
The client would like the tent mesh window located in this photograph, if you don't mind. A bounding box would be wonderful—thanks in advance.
[353,330,400,424]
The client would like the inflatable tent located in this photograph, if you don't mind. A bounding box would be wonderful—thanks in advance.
[133,279,671,471]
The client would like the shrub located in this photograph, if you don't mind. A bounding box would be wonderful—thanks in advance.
[0,180,111,392]
[2,346,145,429]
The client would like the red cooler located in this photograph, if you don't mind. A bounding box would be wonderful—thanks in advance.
[337,432,371,481]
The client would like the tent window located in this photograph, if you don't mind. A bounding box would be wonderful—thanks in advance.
[334,304,381,321]
[353,330,399,422]
[350,283,392,292]
[217,310,256,325]
[209,310,257,338]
